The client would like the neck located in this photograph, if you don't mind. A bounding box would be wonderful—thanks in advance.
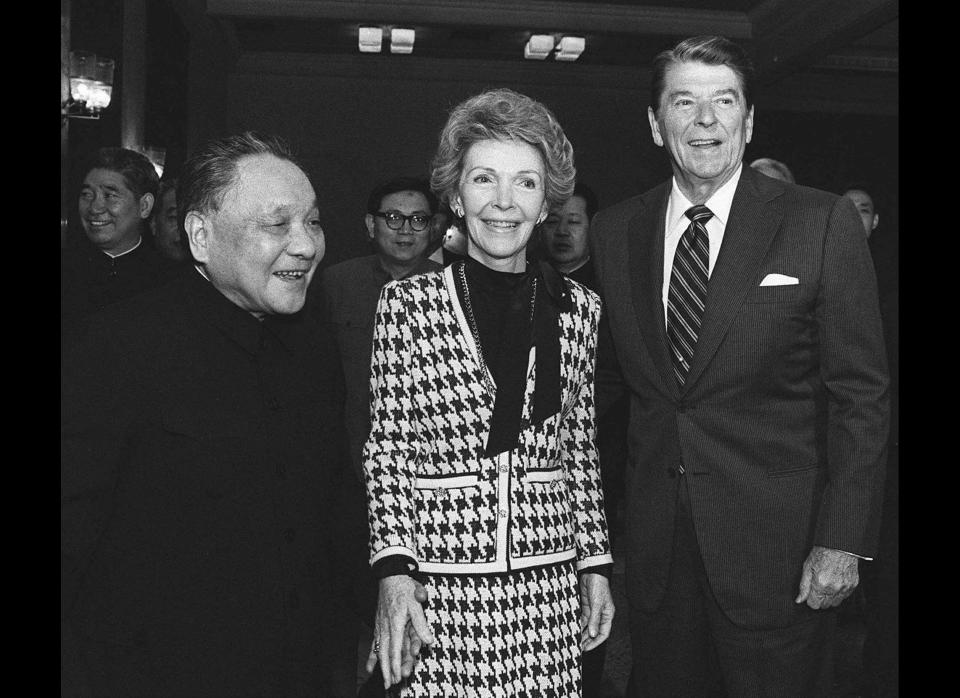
[556,256,589,274]
[101,234,142,258]
[673,165,739,205]
[378,256,422,281]
[467,246,526,273]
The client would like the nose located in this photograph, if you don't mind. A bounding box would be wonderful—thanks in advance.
[86,192,107,213]
[696,101,717,126]
[287,222,322,261]
[397,217,414,235]
[493,180,514,210]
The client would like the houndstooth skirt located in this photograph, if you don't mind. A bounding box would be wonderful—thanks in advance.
[399,560,582,697]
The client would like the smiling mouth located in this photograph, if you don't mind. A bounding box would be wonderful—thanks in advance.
[483,219,521,230]
[273,270,308,281]
[688,139,721,147]
[86,220,112,227]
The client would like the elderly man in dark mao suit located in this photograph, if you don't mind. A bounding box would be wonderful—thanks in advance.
[590,36,889,696]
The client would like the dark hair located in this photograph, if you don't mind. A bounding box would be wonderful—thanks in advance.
[571,181,599,220]
[430,88,576,212]
[81,147,160,202]
[366,176,438,215]
[650,35,755,114]
[840,180,880,211]
[178,131,302,227]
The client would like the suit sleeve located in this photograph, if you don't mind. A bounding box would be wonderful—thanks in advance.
[588,209,630,422]
[813,195,890,557]
[562,290,614,569]
[362,281,421,567]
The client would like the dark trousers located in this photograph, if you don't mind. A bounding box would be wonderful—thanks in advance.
[626,475,837,698]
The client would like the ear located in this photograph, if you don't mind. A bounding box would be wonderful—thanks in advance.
[185,211,210,264]
[364,213,376,239]
[452,197,464,218]
[872,213,879,232]
[138,192,155,219]
[537,204,549,225]
[744,105,755,144]
[647,107,663,148]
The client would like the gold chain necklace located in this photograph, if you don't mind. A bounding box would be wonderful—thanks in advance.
[457,261,537,394]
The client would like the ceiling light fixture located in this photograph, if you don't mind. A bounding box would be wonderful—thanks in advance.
[391,28,415,54]
[524,34,554,60]
[555,36,585,61]
[358,26,383,53]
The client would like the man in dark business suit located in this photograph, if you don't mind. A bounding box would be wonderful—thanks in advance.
[61,132,365,697]
[590,36,889,696]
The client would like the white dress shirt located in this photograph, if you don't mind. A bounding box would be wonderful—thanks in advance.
[660,164,742,329]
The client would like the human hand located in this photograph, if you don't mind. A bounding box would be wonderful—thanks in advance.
[367,577,432,688]
[578,572,615,652]
[795,545,860,610]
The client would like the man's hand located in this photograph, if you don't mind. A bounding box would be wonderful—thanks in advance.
[795,545,860,610]
[579,572,615,652]
[367,577,432,688]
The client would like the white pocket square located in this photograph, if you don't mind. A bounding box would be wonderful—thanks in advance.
[759,273,799,286]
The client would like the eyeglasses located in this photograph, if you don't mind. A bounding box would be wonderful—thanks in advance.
[374,211,433,232]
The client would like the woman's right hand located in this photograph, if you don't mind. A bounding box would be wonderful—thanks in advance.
[367,575,434,688]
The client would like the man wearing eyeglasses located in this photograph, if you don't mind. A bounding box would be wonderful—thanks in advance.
[319,176,441,480]
[317,176,441,695]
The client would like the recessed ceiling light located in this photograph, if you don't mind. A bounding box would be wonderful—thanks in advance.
[524,34,554,60]
[391,28,415,54]
[358,26,383,53]
[555,36,585,61]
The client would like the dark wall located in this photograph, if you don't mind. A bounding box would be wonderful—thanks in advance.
[224,54,898,269]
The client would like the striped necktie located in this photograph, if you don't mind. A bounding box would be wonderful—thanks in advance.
[667,205,713,387]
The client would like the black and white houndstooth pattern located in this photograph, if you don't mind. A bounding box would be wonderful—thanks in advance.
[363,265,612,575]
[401,562,582,697]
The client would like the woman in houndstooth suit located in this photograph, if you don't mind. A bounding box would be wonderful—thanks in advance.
[363,88,614,697]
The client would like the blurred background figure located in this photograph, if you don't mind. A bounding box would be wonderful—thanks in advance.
[61,147,177,338]
[843,185,880,239]
[749,156,796,183]
[150,177,190,263]
[841,181,897,698]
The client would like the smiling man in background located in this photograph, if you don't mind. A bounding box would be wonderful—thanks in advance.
[61,131,364,697]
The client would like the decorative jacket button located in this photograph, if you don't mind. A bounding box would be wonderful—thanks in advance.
[498,509,507,518]
[499,465,509,473]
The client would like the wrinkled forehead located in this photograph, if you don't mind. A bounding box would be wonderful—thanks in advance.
[663,60,745,98]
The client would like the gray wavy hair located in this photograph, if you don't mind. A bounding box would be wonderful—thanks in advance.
[430,88,576,213]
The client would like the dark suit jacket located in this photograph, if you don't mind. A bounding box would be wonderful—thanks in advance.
[590,167,889,629]
[61,270,365,697]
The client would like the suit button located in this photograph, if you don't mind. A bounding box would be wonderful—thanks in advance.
[499,509,507,518]
[437,488,447,497]
[284,527,296,543]
[499,464,509,473]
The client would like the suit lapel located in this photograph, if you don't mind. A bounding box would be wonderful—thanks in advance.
[683,168,785,391]
[628,183,678,398]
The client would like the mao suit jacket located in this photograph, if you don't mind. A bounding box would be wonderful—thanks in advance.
[363,265,613,575]
[590,166,890,629]
[61,270,364,696]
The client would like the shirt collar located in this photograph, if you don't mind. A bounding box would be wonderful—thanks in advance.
[667,163,743,232]
[102,235,143,259]
[188,264,299,356]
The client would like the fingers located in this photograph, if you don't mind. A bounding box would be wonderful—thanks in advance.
[413,581,429,604]
[795,565,812,604]
[388,613,407,686]
[408,603,435,647]
[365,632,380,674]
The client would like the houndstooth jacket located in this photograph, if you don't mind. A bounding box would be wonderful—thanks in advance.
[363,264,613,575]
